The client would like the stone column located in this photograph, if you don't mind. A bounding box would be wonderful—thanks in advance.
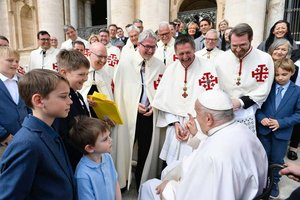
[70,0,78,28]
[84,0,92,27]
[110,0,134,29]
[37,0,65,46]
[264,0,285,38]
[139,0,169,31]
[224,0,267,47]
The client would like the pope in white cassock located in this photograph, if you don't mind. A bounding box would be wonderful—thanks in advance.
[154,21,178,66]
[152,34,219,165]
[113,30,165,190]
[80,42,113,118]
[139,90,268,200]
[215,23,274,133]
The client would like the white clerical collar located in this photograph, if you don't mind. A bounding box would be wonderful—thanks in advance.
[207,120,235,136]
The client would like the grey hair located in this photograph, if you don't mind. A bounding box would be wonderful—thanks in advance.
[63,25,76,33]
[126,25,140,34]
[268,38,292,59]
[159,21,170,29]
[206,29,219,39]
[138,29,157,43]
[199,104,234,123]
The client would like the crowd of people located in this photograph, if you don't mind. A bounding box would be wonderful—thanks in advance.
[0,17,300,200]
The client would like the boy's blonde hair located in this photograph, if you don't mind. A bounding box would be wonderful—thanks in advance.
[0,47,20,60]
[274,58,295,74]
[19,69,69,108]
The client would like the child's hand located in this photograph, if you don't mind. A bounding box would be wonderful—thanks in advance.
[268,118,280,131]
[261,118,270,126]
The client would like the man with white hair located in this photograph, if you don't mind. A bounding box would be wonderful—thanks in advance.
[154,21,177,66]
[113,29,165,191]
[121,25,140,56]
[139,90,268,200]
[195,29,223,61]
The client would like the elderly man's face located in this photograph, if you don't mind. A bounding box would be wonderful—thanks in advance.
[158,26,172,45]
[89,44,107,70]
[205,32,218,50]
[230,33,251,59]
[129,31,139,45]
[138,37,157,60]
[175,42,195,68]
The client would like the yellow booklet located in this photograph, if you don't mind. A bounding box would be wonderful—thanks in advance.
[88,92,123,124]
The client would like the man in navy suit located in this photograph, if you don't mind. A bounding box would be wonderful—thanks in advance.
[0,47,29,156]
[256,58,300,198]
[0,69,76,199]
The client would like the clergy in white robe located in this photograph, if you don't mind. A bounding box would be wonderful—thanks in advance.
[154,22,178,66]
[113,30,165,190]
[61,25,90,50]
[98,29,121,79]
[80,42,113,117]
[195,29,224,62]
[28,31,60,72]
[215,23,274,133]
[121,25,140,58]
[139,90,268,200]
[152,34,219,165]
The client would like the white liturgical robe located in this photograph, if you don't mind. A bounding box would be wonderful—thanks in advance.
[195,47,223,61]
[60,37,90,50]
[28,47,60,71]
[103,43,121,79]
[139,121,268,200]
[152,57,219,164]
[154,38,178,66]
[113,50,165,189]
[215,47,274,133]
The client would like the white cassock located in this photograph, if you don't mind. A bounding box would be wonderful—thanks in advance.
[138,121,268,200]
[80,66,113,108]
[28,47,60,71]
[60,37,90,50]
[113,50,165,189]
[152,57,219,165]
[215,47,274,133]
[195,47,223,62]
[120,39,136,58]
[103,43,121,79]
[154,38,178,66]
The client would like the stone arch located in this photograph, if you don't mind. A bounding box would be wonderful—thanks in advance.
[20,4,35,48]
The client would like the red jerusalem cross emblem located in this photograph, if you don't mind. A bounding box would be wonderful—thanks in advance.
[107,54,119,67]
[199,72,218,90]
[173,54,178,61]
[153,74,163,90]
[252,64,269,82]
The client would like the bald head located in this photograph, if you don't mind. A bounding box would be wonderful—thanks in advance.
[89,42,108,70]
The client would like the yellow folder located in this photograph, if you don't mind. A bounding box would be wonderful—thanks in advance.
[88,92,123,124]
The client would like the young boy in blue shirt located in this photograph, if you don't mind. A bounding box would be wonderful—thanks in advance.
[256,58,300,198]
[69,116,121,200]
[0,69,76,199]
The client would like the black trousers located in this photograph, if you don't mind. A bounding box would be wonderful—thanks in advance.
[290,123,300,148]
[134,112,153,190]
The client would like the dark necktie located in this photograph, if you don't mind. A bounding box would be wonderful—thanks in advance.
[275,87,284,110]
